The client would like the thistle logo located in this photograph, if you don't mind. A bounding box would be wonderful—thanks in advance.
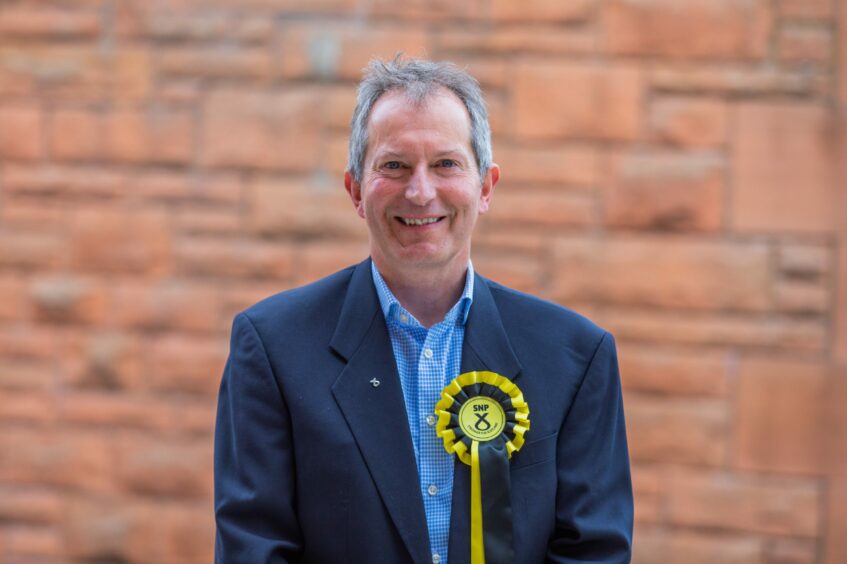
[458,396,505,441]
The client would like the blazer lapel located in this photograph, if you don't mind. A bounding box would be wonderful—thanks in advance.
[449,274,523,564]
[330,260,430,564]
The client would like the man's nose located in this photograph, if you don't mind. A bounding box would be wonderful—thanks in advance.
[405,166,436,206]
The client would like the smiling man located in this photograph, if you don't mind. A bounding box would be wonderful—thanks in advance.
[214,57,633,564]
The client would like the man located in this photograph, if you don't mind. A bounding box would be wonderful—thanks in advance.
[214,57,633,563]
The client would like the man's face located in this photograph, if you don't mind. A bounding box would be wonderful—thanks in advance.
[345,88,499,280]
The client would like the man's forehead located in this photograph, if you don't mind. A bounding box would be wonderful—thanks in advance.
[368,87,470,127]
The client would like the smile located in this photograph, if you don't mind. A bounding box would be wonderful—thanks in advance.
[398,216,444,226]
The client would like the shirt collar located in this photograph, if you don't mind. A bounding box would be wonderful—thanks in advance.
[371,260,474,327]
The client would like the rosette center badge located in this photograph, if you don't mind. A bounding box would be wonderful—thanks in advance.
[458,396,505,442]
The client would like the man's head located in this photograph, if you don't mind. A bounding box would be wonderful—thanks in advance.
[344,57,499,283]
[347,57,493,185]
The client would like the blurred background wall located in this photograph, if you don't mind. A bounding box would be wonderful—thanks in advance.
[0,0,845,562]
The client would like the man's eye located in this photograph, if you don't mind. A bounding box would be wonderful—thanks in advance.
[438,159,457,168]
[384,161,401,169]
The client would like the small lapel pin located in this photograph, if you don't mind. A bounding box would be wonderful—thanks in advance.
[370,378,380,388]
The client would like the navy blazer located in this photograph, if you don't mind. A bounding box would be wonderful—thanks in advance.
[214,259,632,563]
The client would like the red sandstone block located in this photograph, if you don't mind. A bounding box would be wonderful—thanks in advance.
[649,63,830,96]
[437,27,596,57]
[173,207,244,236]
[0,274,28,321]
[596,309,826,352]
[604,151,724,231]
[159,504,216,563]
[778,0,833,20]
[626,394,728,465]
[367,0,482,21]
[30,275,108,325]
[277,24,429,81]
[0,230,65,270]
[173,236,294,280]
[49,108,102,160]
[110,281,225,334]
[248,176,366,239]
[0,430,116,494]
[489,0,596,22]
[734,357,828,475]
[0,359,54,391]
[486,189,596,229]
[630,465,661,523]
[201,88,323,171]
[778,243,832,278]
[116,436,213,498]
[603,0,772,59]
[128,170,242,206]
[2,45,110,103]
[617,344,729,396]
[777,25,833,65]
[324,85,357,131]
[145,334,228,396]
[649,96,728,148]
[0,486,64,525]
[62,497,156,562]
[493,144,600,187]
[68,207,172,275]
[774,279,830,314]
[553,236,772,311]
[825,479,847,564]
[105,108,193,164]
[633,528,763,564]
[765,539,818,564]
[665,469,821,536]
[513,62,643,141]
[472,251,543,295]
[159,46,274,81]
[0,326,59,360]
[60,391,215,435]
[61,331,143,391]
[0,104,42,160]
[110,48,153,103]
[1,164,124,199]
[0,5,100,37]
[837,242,847,365]
[731,102,838,234]
[294,240,371,283]
[2,525,64,561]
[0,389,55,425]
[141,7,273,42]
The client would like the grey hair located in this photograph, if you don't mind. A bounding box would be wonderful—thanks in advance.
[347,56,493,184]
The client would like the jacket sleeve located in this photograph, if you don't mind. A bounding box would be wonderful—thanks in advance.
[214,312,302,563]
[547,331,633,563]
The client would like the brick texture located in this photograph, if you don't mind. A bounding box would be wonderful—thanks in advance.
[0,1,844,563]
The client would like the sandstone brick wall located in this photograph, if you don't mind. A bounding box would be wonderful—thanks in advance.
[0,0,845,562]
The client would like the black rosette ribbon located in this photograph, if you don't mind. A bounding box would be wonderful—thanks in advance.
[434,371,530,564]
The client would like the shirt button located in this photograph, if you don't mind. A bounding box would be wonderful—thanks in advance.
[399,314,409,323]
[432,554,441,564]
[427,484,438,496]
[426,414,437,426]
[423,348,433,359]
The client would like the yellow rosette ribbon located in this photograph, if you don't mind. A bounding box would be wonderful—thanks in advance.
[435,371,530,564]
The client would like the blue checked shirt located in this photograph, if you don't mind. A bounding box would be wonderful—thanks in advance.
[372,261,474,564]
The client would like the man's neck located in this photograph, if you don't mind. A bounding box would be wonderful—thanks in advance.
[376,262,468,329]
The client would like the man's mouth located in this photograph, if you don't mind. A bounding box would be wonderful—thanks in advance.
[397,216,444,226]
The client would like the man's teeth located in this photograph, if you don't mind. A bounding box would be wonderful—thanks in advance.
[401,217,440,226]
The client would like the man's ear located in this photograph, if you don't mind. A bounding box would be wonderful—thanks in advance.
[344,171,366,218]
[478,163,500,214]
